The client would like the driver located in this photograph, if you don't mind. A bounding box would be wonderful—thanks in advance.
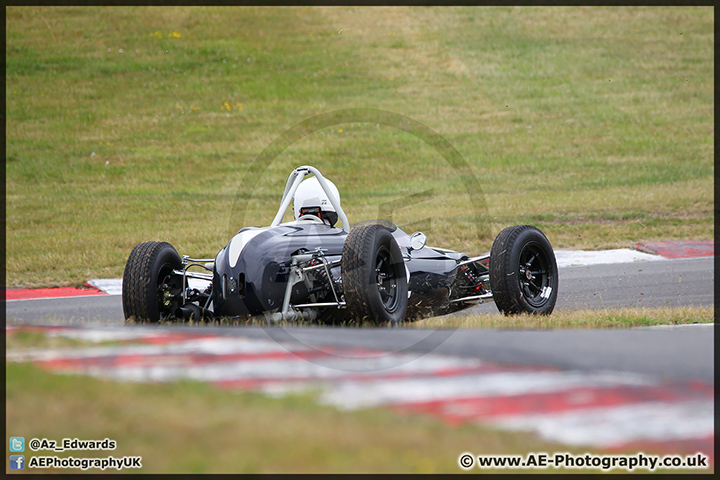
[292,176,340,227]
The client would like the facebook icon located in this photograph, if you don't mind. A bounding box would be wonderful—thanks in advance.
[10,455,25,470]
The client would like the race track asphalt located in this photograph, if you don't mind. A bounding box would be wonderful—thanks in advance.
[6,257,714,381]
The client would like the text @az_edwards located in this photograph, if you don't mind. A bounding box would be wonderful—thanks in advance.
[29,437,115,452]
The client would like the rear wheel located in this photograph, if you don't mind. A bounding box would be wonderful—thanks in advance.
[342,224,408,325]
[122,241,184,322]
[490,225,558,315]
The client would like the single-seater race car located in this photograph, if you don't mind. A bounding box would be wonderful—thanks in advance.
[122,166,558,325]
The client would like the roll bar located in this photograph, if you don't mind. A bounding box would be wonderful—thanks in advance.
[270,166,351,233]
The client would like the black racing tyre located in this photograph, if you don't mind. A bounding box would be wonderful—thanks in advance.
[122,241,184,323]
[342,224,408,325]
[489,225,558,315]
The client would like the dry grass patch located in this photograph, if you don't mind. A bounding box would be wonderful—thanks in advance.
[414,306,714,329]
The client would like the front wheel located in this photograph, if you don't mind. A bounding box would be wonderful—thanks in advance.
[122,241,184,322]
[490,225,558,315]
[342,224,408,325]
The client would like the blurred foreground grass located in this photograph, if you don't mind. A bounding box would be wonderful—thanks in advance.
[4,361,583,474]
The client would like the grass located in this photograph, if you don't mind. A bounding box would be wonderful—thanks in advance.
[121,306,714,330]
[413,306,715,329]
[4,329,92,350]
[5,6,714,288]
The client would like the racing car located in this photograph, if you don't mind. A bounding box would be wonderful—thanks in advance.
[122,165,558,325]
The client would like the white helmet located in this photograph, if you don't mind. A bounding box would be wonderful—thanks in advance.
[293,176,341,227]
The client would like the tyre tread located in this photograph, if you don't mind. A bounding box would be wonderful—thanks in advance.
[490,225,557,315]
[341,224,407,324]
[342,224,380,322]
[122,241,179,322]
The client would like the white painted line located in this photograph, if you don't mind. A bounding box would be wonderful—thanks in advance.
[6,295,107,303]
[554,249,663,268]
[85,279,123,295]
[636,323,715,330]
[86,278,210,296]
[492,400,715,447]
[6,336,304,362]
[268,370,654,411]
[79,355,481,383]
[43,329,173,343]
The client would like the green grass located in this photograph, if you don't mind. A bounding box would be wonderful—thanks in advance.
[413,306,714,329]
[121,306,714,329]
[6,6,714,288]
[4,330,92,350]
